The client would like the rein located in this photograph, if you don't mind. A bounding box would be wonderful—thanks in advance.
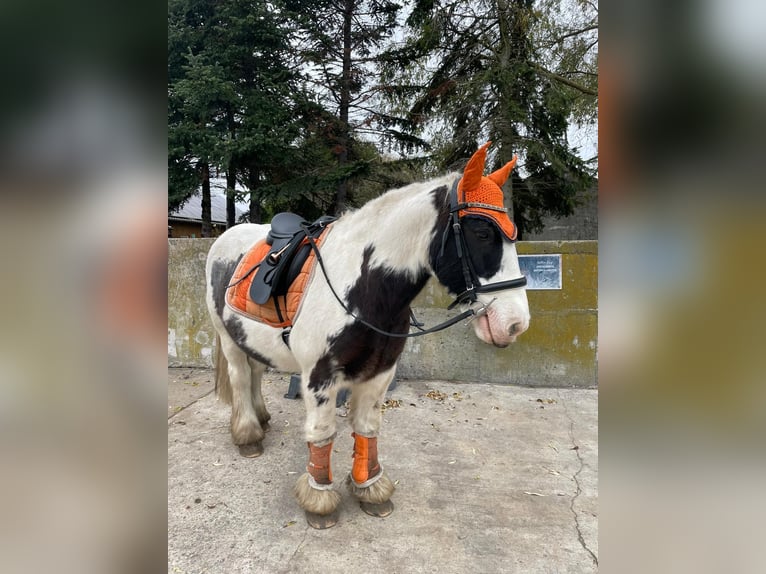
[303,227,479,338]
[299,179,527,339]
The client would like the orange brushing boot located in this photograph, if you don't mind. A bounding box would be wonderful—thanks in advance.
[294,440,340,529]
[348,433,394,517]
[351,432,382,486]
[307,441,334,487]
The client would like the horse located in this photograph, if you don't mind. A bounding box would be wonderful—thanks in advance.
[204,142,530,529]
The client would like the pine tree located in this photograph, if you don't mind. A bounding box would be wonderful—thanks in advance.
[168,51,235,235]
[382,0,597,237]
[168,0,303,225]
[287,0,408,213]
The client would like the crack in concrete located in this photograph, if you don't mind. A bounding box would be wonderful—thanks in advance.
[558,390,598,568]
[168,388,215,421]
[283,524,309,573]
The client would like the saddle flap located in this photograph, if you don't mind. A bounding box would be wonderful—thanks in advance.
[249,232,306,304]
[280,243,312,293]
[248,268,272,305]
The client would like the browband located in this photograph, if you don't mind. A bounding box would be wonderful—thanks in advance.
[450,202,508,213]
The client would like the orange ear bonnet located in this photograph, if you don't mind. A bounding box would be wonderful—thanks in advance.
[457,141,518,240]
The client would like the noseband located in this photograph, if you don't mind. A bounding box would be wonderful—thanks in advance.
[439,179,527,310]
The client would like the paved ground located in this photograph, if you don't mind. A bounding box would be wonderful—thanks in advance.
[168,368,598,574]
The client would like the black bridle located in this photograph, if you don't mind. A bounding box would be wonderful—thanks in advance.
[439,178,527,310]
[301,178,527,340]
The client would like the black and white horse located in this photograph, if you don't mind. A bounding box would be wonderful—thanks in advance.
[205,143,530,528]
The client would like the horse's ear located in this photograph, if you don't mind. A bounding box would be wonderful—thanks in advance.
[488,154,518,187]
[460,141,491,193]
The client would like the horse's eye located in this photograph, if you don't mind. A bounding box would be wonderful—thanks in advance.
[475,229,491,241]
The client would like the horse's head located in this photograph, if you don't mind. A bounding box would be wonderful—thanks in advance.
[430,142,530,348]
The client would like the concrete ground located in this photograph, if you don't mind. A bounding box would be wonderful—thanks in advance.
[168,368,598,574]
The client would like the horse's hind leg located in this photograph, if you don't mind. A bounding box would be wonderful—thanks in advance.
[219,336,266,457]
[294,370,341,529]
[346,367,397,517]
[247,357,271,432]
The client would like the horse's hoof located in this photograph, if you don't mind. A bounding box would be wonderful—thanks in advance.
[261,421,271,433]
[360,499,394,518]
[305,510,339,529]
[238,442,264,457]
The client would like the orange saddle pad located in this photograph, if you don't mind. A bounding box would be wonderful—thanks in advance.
[226,227,332,328]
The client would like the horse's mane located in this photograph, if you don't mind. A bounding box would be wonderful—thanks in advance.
[339,173,457,223]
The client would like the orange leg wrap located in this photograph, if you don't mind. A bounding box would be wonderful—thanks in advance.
[351,433,381,484]
[307,442,333,485]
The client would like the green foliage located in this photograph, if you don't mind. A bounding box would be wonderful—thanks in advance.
[168,0,304,217]
[167,0,597,234]
[286,0,413,212]
[381,0,598,236]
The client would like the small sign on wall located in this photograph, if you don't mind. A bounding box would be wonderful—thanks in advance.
[518,254,562,290]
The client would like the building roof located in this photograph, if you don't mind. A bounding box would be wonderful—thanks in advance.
[169,176,249,224]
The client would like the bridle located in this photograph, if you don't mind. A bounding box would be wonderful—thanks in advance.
[438,178,527,310]
[301,178,527,340]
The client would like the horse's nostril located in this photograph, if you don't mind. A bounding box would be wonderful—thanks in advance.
[509,322,523,335]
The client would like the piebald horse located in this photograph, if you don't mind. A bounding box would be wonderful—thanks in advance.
[205,142,530,528]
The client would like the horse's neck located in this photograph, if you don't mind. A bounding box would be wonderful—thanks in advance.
[339,174,454,278]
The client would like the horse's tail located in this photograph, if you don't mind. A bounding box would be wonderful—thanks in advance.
[214,335,233,405]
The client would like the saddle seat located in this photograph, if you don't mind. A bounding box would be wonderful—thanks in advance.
[226,213,336,329]
[267,212,307,246]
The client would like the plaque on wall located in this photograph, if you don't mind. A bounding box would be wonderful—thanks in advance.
[518,254,562,290]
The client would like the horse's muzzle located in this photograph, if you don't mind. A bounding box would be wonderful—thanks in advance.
[472,311,529,347]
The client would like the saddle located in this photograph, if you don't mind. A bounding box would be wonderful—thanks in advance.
[226,213,336,328]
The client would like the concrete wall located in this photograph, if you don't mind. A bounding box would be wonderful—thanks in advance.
[168,238,597,388]
[400,241,597,387]
[526,185,598,241]
[168,238,217,367]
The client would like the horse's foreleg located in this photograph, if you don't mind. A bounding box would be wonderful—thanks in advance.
[347,367,396,517]
[247,357,271,432]
[294,371,341,528]
[220,337,265,457]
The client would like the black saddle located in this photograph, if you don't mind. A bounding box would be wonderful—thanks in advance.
[249,213,336,306]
